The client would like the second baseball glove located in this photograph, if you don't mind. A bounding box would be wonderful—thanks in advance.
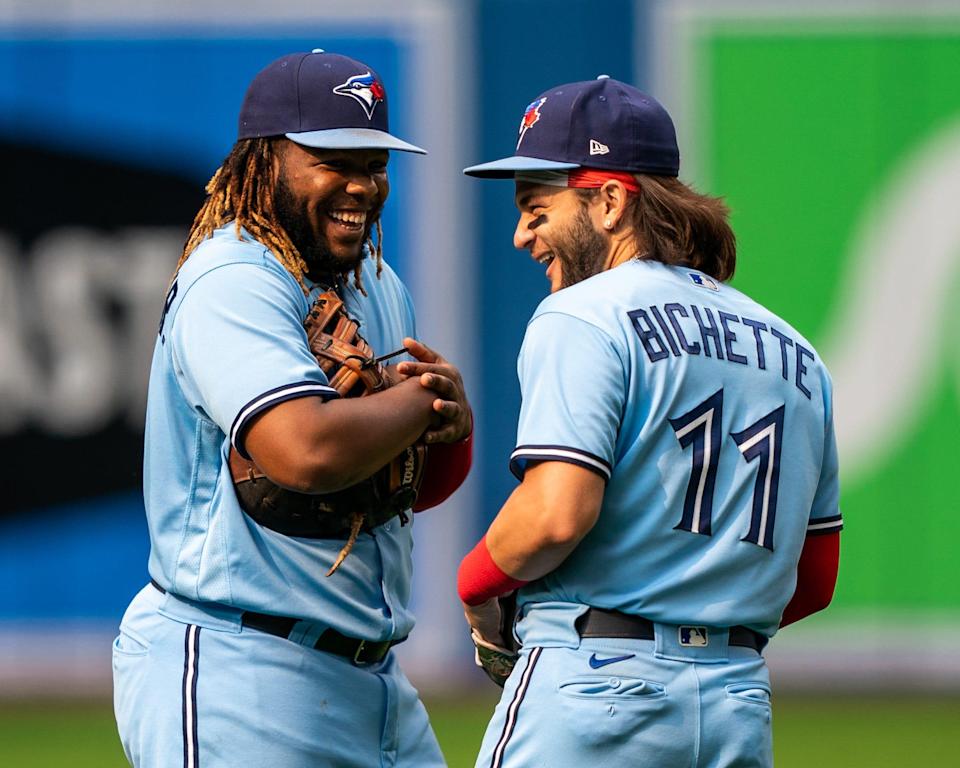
[472,591,521,687]
[228,290,426,575]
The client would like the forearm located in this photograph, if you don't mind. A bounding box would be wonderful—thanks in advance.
[245,378,438,493]
[308,381,437,487]
[458,535,529,606]
[458,462,604,606]
[486,482,585,580]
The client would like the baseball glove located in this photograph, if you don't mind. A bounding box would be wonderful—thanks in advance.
[472,591,521,687]
[228,290,426,575]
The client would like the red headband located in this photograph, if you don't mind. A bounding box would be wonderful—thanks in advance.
[566,168,641,193]
[515,167,642,193]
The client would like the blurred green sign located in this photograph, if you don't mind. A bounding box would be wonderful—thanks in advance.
[680,13,960,611]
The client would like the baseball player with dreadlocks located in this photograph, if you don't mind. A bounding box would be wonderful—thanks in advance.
[457,76,842,767]
[112,50,472,768]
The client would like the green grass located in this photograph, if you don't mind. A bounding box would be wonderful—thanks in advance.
[0,701,128,767]
[768,695,959,768]
[429,692,501,766]
[0,694,956,767]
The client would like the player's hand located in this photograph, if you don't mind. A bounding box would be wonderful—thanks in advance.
[397,338,473,444]
[382,363,409,387]
[463,597,505,647]
[464,598,518,688]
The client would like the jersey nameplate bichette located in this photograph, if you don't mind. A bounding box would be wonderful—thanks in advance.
[628,301,815,399]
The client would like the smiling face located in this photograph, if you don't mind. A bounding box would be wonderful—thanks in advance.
[273,141,389,275]
[513,182,610,293]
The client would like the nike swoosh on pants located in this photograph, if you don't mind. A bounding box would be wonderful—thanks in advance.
[588,653,636,669]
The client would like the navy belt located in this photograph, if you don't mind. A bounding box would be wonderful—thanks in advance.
[576,607,768,653]
[150,580,402,665]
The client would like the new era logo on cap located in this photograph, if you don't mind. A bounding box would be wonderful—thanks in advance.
[589,139,609,155]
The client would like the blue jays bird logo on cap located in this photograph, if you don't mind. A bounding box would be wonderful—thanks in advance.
[517,97,546,149]
[333,72,385,120]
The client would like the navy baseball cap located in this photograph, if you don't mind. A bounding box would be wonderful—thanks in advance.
[464,76,678,177]
[238,49,426,154]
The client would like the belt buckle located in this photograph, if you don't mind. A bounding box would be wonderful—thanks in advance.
[352,639,368,665]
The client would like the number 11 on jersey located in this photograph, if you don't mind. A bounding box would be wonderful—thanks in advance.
[670,389,785,550]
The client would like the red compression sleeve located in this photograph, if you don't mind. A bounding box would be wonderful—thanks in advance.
[413,432,473,512]
[457,535,529,606]
[780,531,840,628]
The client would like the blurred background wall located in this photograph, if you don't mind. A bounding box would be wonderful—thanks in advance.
[0,0,957,703]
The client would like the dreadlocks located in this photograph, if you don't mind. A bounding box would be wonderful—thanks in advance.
[176,137,384,295]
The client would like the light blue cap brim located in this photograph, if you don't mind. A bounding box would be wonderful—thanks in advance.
[286,128,426,154]
[463,155,581,178]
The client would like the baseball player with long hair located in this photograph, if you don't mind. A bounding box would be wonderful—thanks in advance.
[458,76,841,767]
[113,50,472,767]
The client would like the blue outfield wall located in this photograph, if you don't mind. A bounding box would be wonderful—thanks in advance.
[0,493,149,621]
[0,34,409,269]
[473,0,642,533]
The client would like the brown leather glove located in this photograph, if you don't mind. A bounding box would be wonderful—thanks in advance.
[228,290,426,575]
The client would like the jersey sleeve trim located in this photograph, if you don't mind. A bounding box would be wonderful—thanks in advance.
[509,445,612,481]
[230,382,340,458]
[807,514,843,535]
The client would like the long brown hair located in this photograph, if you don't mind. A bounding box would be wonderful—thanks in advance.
[628,175,737,281]
[175,137,382,294]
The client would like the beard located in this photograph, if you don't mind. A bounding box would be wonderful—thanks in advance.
[552,205,609,289]
[272,174,374,277]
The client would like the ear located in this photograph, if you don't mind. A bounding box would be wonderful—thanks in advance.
[270,140,284,175]
[597,180,632,231]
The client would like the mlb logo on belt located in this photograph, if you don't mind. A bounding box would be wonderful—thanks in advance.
[679,626,709,647]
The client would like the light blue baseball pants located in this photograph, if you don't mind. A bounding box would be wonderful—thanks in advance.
[475,604,773,768]
[113,584,445,768]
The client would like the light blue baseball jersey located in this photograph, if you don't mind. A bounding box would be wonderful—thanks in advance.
[511,260,842,636]
[144,223,418,641]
